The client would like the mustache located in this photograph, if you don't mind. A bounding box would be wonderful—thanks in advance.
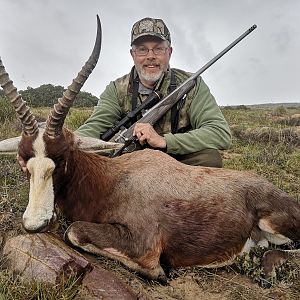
[143,62,160,67]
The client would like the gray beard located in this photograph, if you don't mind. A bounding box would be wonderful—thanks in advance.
[136,67,163,85]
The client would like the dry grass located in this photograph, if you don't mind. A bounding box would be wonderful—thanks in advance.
[0,105,300,299]
[0,263,81,300]
[231,126,300,146]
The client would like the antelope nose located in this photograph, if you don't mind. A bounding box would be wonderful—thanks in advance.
[22,218,49,233]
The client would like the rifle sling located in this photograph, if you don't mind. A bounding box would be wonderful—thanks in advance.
[131,75,140,123]
[170,70,181,134]
[131,69,185,134]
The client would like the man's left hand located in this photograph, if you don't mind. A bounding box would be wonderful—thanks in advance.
[133,123,166,149]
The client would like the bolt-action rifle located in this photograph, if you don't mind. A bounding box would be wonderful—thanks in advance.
[101,90,162,141]
[111,24,257,157]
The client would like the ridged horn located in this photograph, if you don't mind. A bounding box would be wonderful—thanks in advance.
[45,15,102,138]
[0,58,38,136]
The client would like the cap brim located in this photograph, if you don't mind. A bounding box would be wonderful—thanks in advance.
[131,33,167,45]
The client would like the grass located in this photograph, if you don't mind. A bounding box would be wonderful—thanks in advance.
[0,264,81,300]
[0,105,300,299]
[223,106,300,199]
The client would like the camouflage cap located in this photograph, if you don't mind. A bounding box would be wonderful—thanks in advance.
[131,17,171,45]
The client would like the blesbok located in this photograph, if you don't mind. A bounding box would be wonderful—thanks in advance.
[0,16,300,286]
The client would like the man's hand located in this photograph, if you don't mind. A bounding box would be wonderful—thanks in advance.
[16,154,27,173]
[133,123,167,149]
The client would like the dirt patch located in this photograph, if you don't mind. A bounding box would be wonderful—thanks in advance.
[83,253,300,300]
[273,114,300,126]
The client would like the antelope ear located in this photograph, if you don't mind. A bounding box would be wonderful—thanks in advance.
[0,136,21,154]
[74,134,123,154]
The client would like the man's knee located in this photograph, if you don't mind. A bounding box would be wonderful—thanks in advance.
[172,149,223,167]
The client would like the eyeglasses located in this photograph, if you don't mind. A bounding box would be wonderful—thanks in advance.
[132,46,169,56]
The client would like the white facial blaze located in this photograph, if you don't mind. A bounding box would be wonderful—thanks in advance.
[22,130,56,231]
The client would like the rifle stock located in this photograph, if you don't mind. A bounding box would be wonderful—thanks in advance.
[112,24,257,156]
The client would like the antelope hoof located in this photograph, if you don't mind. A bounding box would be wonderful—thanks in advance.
[143,265,167,283]
[157,267,168,284]
[260,249,290,288]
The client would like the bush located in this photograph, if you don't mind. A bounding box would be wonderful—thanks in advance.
[223,105,250,110]
[65,109,92,131]
[20,85,99,107]
[0,98,16,123]
[272,105,287,116]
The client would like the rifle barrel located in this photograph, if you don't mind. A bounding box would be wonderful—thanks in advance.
[191,24,257,81]
[116,24,257,143]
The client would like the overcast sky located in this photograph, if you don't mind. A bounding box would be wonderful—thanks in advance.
[0,0,299,106]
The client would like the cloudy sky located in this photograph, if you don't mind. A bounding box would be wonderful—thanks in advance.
[0,0,299,106]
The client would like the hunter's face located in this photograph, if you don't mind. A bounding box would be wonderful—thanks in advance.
[131,37,172,88]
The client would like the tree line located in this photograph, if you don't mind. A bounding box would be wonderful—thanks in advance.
[0,84,99,107]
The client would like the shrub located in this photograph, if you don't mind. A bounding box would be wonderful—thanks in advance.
[272,105,287,116]
[65,109,92,131]
[0,98,16,123]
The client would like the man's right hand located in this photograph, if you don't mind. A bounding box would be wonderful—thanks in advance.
[17,154,27,173]
[133,123,167,149]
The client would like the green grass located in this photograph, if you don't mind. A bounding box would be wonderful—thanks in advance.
[0,267,81,300]
[0,99,16,124]
[65,108,93,130]
[223,107,300,199]
[0,105,300,299]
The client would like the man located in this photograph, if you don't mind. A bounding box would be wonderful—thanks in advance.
[77,17,231,167]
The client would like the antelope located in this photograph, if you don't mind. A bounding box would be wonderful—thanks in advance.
[0,16,299,286]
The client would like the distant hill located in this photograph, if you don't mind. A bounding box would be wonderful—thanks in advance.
[247,102,300,109]
[223,102,300,110]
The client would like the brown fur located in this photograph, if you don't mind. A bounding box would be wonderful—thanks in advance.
[20,128,300,281]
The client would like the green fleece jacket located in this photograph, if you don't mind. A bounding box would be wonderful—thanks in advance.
[75,68,231,155]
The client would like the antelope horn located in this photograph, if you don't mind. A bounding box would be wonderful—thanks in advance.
[45,15,102,138]
[0,58,38,136]
[74,134,123,152]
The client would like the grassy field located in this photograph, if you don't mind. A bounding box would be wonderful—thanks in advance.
[0,105,300,299]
